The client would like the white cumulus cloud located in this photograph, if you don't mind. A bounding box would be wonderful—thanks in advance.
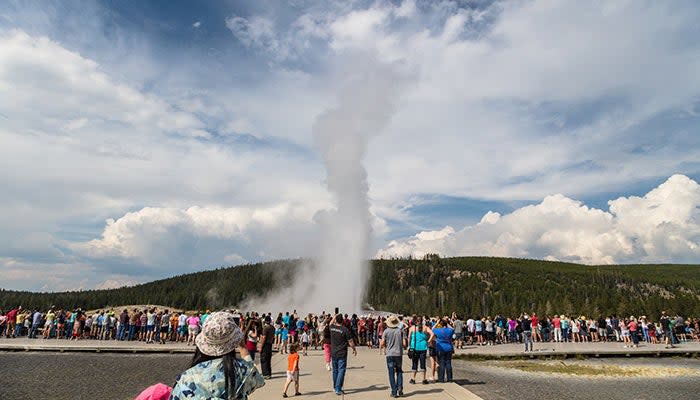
[377,175,700,265]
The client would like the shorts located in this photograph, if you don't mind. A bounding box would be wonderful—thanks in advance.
[454,332,464,340]
[188,326,200,335]
[411,350,427,371]
[147,325,155,332]
[286,371,299,382]
[178,325,187,335]
[428,346,437,357]
[160,326,169,334]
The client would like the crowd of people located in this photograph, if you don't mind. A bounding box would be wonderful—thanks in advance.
[2,305,700,399]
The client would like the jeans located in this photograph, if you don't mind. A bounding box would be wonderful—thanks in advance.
[261,343,273,377]
[117,324,126,340]
[29,324,40,338]
[386,356,403,395]
[562,327,569,342]
[436,351,453,382]
[128,325,137,340]
[509,330,518,342]
[331,357,348,394]
[523,331,533,351]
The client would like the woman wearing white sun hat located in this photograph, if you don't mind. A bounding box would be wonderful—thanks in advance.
[171,311,265,399]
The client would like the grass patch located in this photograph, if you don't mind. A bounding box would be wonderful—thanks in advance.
[493,361,700,378]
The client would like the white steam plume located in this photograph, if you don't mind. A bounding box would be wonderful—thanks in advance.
[310,64,401,312]
[241,59,402,314]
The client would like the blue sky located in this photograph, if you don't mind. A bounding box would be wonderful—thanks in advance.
[2,0,700,291]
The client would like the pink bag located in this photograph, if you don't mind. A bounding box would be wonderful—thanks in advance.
[134,383,172,400]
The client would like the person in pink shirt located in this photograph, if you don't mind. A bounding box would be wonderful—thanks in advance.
[186,313,201,346]
[629,316,640,348]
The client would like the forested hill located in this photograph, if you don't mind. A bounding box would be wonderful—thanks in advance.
[2,256,700,317]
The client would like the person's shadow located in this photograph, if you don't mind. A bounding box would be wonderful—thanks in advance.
[344,384,389,394]
[402,388,444,397]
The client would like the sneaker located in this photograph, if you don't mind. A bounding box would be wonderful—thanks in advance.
[399,390,404,396]
[283,394,288,398]
[294,392,301,396]
[409,379,416,384]
[422,380,429,385]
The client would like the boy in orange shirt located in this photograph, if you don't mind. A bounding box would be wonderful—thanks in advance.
[283,343,301,397]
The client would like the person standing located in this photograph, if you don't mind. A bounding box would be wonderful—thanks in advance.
[117,309,128,341]
[320,317,332,370]
[259,316,275,379]
[407,316,433,385]
[381,315,406,398]
[29,309,42,339]
[330,313,357,396]
[432,318,455,383]
[522,314,533,352]
[660,311,675,349]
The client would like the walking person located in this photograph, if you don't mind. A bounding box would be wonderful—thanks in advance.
[330,313,357,396]
[432,318,455,383]
[522,314,533,352]
[381,315,406,398]
[259,316,275,379]
[282,344,301,398]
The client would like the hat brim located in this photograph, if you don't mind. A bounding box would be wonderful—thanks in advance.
[386,319,400,328]
[195,332,238,357]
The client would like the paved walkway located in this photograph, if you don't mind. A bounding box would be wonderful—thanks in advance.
[255,348,480,400]
[0,338,479,399]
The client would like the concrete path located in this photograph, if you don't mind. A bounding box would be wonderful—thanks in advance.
[255,348,481,400]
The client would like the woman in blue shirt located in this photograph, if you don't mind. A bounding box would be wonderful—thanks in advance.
[432,318,455,383]
[407,316,434,385]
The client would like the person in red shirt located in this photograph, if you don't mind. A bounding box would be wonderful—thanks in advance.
[530,313,540,342]
[552,315,562,342]
[5,307,20,338]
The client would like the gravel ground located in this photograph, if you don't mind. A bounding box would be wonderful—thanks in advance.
[453,358,700,400]
[2,352,700,400]
[0,352,191,400]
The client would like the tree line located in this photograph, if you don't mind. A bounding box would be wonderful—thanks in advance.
[2,256,699,317]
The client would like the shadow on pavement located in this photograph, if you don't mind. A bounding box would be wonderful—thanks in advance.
[453,378,486,385]
[345,384,389,394]
[402,388,444,397]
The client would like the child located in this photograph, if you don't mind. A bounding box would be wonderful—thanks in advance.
[280,324,289,354]
[283,344,301,398]
[300,330,310,356]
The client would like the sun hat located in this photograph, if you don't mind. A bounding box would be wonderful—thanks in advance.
[195,311,244,357]
[386,315,400,328]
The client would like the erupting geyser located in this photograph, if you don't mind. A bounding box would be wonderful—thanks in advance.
[310,65,400,312]
[245,60,402,313]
